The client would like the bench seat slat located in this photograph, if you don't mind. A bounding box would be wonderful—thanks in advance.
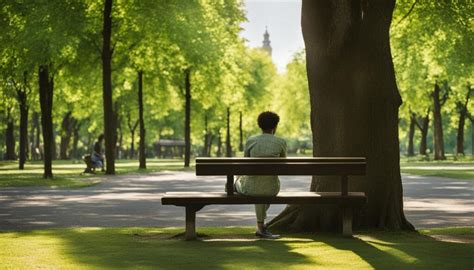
[162,191,367,206]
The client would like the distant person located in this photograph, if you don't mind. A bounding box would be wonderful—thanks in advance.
[235,111,287,239]
[91,134,105,172]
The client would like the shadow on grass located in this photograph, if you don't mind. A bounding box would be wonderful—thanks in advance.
[28,228,313,269]
[6,228,472,269]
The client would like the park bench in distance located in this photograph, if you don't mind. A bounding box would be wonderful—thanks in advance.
[161,157,367,240]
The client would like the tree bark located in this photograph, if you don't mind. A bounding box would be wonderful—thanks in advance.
[432,82,446,160]
[38,65,54,178]
[5,111,15,160]
[225,107,232,157]
[138,70,146,169]
[407,113,416,156]
[269,0,413,231]
[184,69,191,167]
[102,0,116,174]
[59,111,73,160]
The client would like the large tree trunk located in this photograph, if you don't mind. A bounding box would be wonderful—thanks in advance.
[269,0,413,231]
[432,82,446,160]
[102,0,116,174]
[225,107,232,157]
[138,70,146,169]
[184,69,191,167]
[59,111,73,160]
[407,113,416,157]
[38,65,54,178]
[5,112,15,160]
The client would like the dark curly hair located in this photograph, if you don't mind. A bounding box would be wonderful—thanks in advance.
[257,111,280,131]
[98,134,105,141]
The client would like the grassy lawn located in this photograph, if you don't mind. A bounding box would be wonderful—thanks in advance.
[0,159,188,188]
[0,227,472,269]
[400,157,474,180]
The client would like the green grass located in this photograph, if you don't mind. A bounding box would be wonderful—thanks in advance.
[0,159,188,188]
[400,160,474,180]
[0,227,472,269]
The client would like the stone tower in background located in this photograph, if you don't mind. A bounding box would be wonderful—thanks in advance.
[262,27,272,56]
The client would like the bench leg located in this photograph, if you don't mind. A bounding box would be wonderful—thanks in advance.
[185,206,197,240]
[342,206,353,237]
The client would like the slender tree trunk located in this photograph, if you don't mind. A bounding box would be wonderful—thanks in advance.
[269,0,413,231]
[225,107,232,157]
[29,112,36,160]
[417,111,430,156]
[59,111,72,160]
[116,118,122,159]
[5,113,15,160]
[208,134,214,157]
[471,118,474,156]
[130,132,135,158]
[456,86,472,155]
[184,69,191,167]
[102,0,116,174]
[38,65,53,178]
[203,114,209,157]
[456,109,466,155]
[239,111,243,152]
[71,120,80,159]
[138,70,146,169]
[216,131,222,157]
[33,112,42,160]
[432,83,446,160]
[407,113,416,156]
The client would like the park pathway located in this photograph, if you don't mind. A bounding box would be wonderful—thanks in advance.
[0,171,472,230]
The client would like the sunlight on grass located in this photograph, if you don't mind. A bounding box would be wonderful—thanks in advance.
[0,159,188,188]
[0,227,472,269]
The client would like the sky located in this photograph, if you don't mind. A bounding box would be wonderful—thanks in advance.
[240,0,304,72]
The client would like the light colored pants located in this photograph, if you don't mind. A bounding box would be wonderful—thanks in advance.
[235,179,272,223]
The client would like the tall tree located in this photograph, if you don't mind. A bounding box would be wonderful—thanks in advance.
[184,69,191,167]
[101,0,116,174]
[38,65,53,178]
[137,70,146,169]
[270,0,413,231]
[432,81,448,160]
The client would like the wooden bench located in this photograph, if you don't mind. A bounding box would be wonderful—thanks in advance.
[161,157,367,240]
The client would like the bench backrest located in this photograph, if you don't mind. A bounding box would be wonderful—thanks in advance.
[195,157,366,196]
[196,157,366,176]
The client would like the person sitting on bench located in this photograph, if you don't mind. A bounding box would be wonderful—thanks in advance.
[91,134,105,172]
[235,111,287,239]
